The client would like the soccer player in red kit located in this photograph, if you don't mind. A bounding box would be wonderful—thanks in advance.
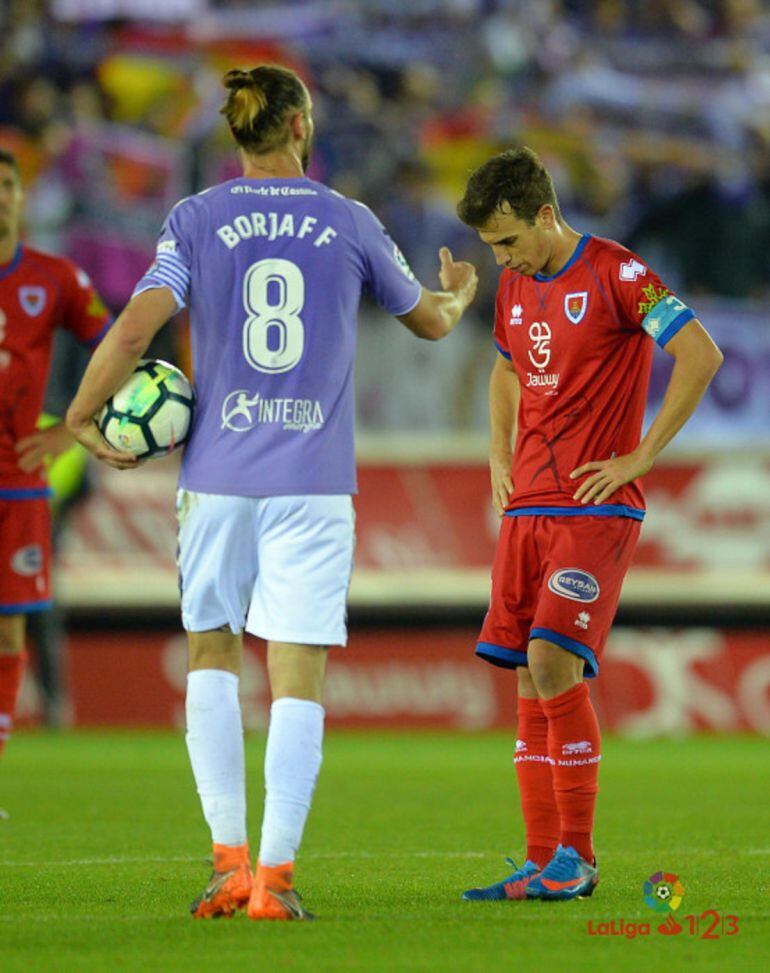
[457,148,722,900]
[0,149,110,786]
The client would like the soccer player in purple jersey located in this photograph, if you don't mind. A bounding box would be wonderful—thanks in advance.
[67,65,477,920]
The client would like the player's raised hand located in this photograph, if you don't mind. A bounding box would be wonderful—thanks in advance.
[490,448,514,517]
[438,247,478,303]
[15,423,75,474]
[570,449,653,505]
[66,414,139,471]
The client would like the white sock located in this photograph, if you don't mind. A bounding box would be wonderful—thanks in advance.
[185,669,247,847]
[258,697,325,867]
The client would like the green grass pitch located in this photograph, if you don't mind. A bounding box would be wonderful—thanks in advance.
[1,730,768,972]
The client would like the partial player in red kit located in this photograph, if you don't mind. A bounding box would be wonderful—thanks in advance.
[456,147,722,900]
[0,149,110,797]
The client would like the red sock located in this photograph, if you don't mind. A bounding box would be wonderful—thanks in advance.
[515,696,559,869]
[0,652,27,758]
[541,682,600,864]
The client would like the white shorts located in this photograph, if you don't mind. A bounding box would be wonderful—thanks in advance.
[176,491,355,646]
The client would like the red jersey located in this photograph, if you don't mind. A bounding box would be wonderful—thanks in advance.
[0,245,111,492]
[494,235,694,518]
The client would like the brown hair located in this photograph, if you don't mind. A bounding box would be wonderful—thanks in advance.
[220,66,309,155]
[457,147,562,228]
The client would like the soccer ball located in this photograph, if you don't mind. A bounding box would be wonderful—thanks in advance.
[656,886,672,902]
[97,359,194,459]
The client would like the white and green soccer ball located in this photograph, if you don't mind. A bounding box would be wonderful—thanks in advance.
[97,359,195,459]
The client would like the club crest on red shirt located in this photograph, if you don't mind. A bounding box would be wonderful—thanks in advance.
[19,286,46,317]
[564,291,588,325]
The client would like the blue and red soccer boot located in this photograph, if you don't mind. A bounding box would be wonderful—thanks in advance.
[462,857,541,901]
[525,844,598,900]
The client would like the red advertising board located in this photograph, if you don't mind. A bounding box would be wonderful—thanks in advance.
[18,626,770,735]
[57,452,770,609]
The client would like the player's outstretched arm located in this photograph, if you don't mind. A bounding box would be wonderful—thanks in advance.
[66,288,177,470]
[489,355,519,517]
[398,247,478,340]
[571,318,723,505]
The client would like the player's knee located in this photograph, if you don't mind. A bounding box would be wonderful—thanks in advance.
[526,657,560,699]
[268,643,327,702]
[527,639,583,699]
[0,616,25,654]
[187,629,242,675]
[517,666,538,699]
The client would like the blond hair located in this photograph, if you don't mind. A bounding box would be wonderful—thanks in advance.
[220,66,308,154]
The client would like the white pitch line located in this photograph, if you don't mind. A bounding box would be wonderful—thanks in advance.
[0,914,597,924]
[0,855,203,867]
[2,848,769,868]
[0,851,491,868]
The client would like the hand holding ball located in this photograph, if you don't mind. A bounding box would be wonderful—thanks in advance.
[97,360,195,459]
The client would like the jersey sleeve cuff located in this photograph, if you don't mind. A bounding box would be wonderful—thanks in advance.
[390,283,422,317]
[82,318,113,349]
[132,279,187,312]
[495,340,512,360]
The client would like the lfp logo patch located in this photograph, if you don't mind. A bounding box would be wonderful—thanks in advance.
[392,243,415,281]
[547,568,599,603]
[643,872,685,914]
[564,291,588,324]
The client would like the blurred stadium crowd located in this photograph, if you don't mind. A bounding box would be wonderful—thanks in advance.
[2,0,770,427]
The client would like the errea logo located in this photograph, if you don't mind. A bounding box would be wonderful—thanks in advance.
[509,303,523,326]
[619,258,647,282]
[574,611,591,630]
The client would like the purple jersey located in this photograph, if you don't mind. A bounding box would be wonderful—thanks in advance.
[133,177,421,496]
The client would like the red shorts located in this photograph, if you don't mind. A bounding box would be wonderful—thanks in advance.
[0,496,52,614]
[477,513,641,677]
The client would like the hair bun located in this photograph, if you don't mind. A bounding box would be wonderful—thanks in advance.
[223,69,257,92]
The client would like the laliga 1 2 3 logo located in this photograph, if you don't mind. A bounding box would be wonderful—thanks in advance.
[587,870,740,940]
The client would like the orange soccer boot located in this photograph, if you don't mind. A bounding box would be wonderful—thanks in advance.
[247,860,314,921]
[190,842,253,919]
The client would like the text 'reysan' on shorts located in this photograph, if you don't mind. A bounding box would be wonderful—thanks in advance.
[176,491,355,646]
[477,514,641,677]
[0,497,52,614]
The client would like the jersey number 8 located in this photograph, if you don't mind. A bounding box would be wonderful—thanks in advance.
[242,258,305,374]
